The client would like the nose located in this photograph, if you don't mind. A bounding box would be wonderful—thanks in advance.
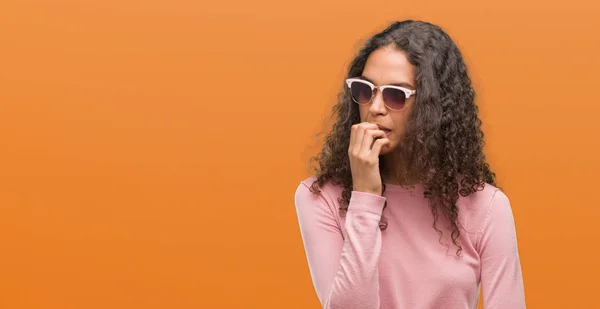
[368,89,387,115]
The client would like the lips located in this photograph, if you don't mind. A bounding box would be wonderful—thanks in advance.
[376,124,392,134]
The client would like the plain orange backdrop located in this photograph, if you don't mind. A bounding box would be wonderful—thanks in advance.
[1,0,600,308]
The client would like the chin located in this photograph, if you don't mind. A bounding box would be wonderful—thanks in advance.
[379,143,397,156]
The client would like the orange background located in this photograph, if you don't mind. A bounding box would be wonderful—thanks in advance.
[1,0,599,308]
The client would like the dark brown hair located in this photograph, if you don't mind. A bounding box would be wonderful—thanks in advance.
[308,20,497,256]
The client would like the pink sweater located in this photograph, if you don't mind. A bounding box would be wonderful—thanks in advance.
[294,176,526,309]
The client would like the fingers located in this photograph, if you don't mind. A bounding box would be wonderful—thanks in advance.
[350,124,359,155]
[369,137,390,159]
[359,129,386,157]
[349,122,378,155]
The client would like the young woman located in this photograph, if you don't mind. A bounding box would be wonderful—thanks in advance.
[294,20,526,308]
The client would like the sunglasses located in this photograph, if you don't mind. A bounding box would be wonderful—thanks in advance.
[345,78,416,111]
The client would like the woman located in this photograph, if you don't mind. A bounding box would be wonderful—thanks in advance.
[294,20,526,308]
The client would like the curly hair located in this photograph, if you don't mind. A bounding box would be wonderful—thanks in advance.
[308,20,497,256]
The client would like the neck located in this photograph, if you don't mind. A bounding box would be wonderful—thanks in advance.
[381,152,419,186]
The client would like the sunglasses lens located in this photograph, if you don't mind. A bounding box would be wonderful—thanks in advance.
[382,88,407,110]
[350,81,372,104]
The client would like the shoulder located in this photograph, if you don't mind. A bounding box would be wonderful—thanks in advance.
[295,175,344,202]
[459,184,521,255]
[294,176,344,212]
[458,183,514,233]
[459,183,506,211]
[294,176,345,229]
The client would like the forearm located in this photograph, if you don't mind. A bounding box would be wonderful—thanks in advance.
[324,192,384,309]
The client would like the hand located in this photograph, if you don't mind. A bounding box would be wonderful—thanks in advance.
[348,122,390,196]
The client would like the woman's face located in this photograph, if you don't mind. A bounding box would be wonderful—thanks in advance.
[358,45,416,155]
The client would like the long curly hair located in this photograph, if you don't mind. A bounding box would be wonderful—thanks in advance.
[308,20,497,256]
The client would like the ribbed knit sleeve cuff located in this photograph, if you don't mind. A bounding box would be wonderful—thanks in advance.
[348,191,386,215]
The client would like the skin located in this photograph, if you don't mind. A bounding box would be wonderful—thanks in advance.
[349,45,417,194]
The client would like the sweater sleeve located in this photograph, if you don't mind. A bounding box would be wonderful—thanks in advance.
[477,189,527,309]
[294,181,386,309]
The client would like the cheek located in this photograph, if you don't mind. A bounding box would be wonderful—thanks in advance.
[358,106,369,121]
[391,113,410,136]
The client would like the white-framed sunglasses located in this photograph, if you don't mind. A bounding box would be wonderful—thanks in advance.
[345,77,416,111]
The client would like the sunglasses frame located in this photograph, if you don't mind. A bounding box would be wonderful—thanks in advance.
[345,77,416,111]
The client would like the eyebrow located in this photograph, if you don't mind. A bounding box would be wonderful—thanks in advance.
[360,75,415,89]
